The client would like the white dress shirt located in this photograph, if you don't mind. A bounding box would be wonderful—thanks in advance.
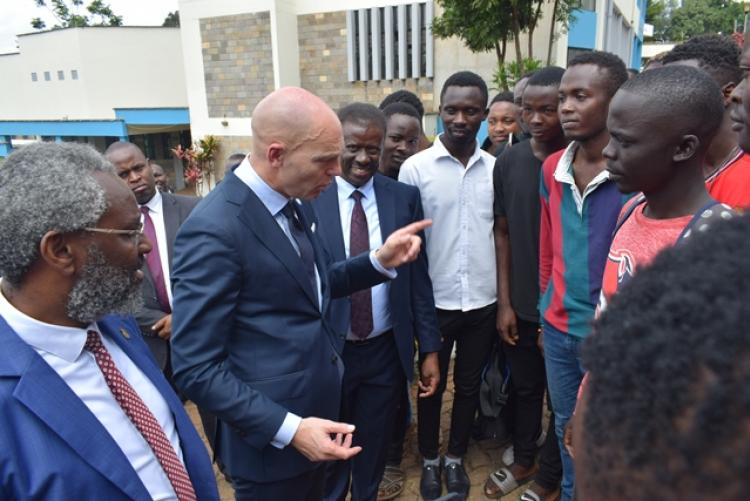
[233,159,396,449]
[141,191,172,306]
[335,176,392,339]
[0,289,183,501]
[399,135,497,311]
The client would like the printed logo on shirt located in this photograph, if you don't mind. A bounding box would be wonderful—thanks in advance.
[599,248,636,311]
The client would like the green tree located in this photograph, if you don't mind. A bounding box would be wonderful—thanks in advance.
[31,0,122,30]
[163,10,180,27]
[432,0,578,87]
[647,0,744,41]
[666,0,744,41]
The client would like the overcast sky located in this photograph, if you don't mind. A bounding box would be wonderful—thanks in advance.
[2,0,179,54]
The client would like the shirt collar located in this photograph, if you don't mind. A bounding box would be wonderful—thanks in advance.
[0,284,97,362]
[553,141,610,188]
[142,190,163,214]
[335,175,375,200]
[433,133,484,168]
[235,157,291,216]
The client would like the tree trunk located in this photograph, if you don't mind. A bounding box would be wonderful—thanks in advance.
[528,0,544,59]
[528,26,534,59]
[547,0,560,65]
[511,3,523,62]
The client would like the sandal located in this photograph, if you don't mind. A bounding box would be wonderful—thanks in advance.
[519,484,561,501]
[484,466,537,499]
[377,465,405,500]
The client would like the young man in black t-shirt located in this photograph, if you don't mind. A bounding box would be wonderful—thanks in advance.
[485,67,568,500]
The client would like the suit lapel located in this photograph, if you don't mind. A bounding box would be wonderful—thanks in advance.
[100,317,216,493]
[234,180,319,308]
[161,193,180,267]
[374,174,397,242]
[0,317,151,500]
[316,184,346,262]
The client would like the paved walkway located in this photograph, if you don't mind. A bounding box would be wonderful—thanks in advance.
[185,361,530,501]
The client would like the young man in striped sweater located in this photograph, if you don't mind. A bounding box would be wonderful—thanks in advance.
[538,51,630,501]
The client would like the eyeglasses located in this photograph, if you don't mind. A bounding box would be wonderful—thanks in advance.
[81,222,144,242]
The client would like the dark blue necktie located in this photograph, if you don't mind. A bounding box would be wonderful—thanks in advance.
[281,201,317,298]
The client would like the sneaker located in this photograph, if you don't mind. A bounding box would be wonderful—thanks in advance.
[420,460,442,500]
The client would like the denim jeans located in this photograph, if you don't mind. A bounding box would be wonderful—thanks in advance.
[543,322,586,501]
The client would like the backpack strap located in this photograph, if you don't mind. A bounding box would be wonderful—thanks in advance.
[612,194,646,238]
[676,199,720,242]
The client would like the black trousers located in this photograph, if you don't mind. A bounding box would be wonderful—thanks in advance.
[504,318,546,467]
[385,384,410,465]
[232,466,326,500]
[504,318,562,489]
[324,332,404,501]
[418,303,497,458]
[536,397,563,491]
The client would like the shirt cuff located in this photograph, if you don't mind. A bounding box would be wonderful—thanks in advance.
[270,412,302,449]
[369,249,398,279]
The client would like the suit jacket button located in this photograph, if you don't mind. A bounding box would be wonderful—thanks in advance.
[331,355,338,364]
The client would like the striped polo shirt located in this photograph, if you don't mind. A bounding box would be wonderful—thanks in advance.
[539,143,631,339]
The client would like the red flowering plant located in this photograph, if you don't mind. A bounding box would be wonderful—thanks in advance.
[171,135,220,194]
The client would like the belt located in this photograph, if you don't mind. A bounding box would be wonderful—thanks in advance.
[345,329,393,346]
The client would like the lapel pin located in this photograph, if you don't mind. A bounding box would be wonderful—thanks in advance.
[119,327,131,339]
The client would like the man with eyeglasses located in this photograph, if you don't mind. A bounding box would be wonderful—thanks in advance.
[0,142,219,499]
[105,142,199,373]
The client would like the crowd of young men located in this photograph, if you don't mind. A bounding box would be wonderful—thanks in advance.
[1,28,750,501]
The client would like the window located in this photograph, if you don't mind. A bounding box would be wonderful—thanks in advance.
[31,72,38,82]
[346,2,434,82]
[71,69,79,80]
[57,70,64,80]
[44,71,51,81]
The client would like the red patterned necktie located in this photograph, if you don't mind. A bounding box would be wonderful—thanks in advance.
[140,206,171,313]
[349,190,373,339]
[84,331,196,501]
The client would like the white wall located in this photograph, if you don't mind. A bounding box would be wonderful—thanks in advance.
[0,27,187,122]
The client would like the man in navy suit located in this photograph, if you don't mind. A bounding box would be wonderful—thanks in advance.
[0,142,218,500]
[170,87,430,500]
[312,103,442,501]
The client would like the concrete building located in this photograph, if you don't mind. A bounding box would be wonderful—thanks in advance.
[178,0,645,175]
[0,26,190,174]
[566,0,647,69]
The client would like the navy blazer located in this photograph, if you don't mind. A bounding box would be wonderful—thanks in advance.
[170,172,389,483]
[0,314,218,500]
[312,174,441,380]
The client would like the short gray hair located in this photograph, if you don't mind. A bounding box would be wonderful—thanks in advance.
[0,142,116,286]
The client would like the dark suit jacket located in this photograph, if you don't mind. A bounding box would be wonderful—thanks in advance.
[312,174,441,380]
[136,192,199,368]
[0,314,218,500]
[170,172,389,483]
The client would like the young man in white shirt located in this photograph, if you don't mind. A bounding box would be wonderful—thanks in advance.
[399,71,497,500]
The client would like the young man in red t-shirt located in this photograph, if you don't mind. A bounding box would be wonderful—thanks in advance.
[663,35,750,209]
[600,66,734,306]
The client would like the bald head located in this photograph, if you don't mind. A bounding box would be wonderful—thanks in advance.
[251,87,341,157]
[249,87,343,200]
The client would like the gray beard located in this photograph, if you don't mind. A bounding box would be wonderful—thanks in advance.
[66,245,143,324]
